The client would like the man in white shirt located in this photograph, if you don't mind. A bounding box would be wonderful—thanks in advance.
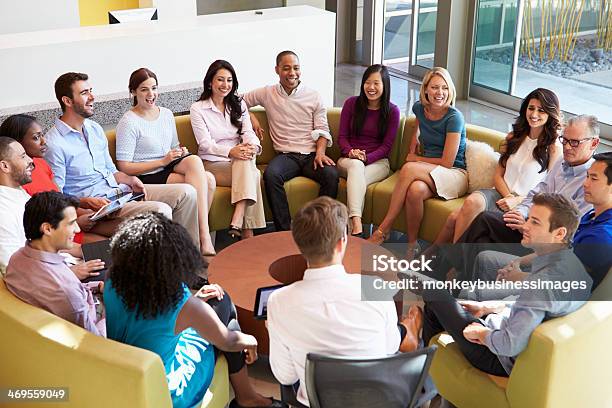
[267,197,421,406]
[0,137,34,266]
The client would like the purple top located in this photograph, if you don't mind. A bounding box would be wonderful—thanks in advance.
[338,96,400,164]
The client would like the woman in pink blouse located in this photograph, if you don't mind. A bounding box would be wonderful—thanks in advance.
[190,60,265,239]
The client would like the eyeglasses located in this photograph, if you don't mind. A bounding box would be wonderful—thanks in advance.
[558,135,593,148]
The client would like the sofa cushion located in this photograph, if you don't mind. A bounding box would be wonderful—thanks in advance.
[465,140,500,193]
[175,114,199,155]
[429,333,510,408]
[466,124,506,152]
[0,278,172,407]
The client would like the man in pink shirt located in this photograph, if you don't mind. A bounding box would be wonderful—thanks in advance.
[244,50,339,231]
[4,191,105,336]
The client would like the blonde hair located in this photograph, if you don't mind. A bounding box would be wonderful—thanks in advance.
[291,197,348,264]
[419,67,456,108]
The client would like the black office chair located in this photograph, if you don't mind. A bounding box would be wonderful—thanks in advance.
[303,346,437,408]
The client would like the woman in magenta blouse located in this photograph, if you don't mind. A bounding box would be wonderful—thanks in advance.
[337,64,400,236]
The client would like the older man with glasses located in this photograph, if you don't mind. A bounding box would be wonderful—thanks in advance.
[440,115,600,280]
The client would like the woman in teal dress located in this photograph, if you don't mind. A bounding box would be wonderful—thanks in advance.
[104,212,283,408]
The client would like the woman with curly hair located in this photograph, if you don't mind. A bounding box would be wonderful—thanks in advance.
[432,88,562,245]
[190,60,265,240]
[104,212,283,408]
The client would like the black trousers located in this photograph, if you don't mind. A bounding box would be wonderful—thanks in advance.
[422,287,508,377]
[263,153,339,231]
[207,293,245,375]
[438,211,530,281]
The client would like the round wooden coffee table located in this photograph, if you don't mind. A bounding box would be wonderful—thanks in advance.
[208,231,397,354]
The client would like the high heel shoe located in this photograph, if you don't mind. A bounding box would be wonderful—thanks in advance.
[227,225,242,239]
[367,228,387,245]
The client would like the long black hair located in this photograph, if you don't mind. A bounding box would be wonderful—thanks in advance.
[109,212,204,319]
[197,59,244,135]
[351,64,391,140]
[500,88,561,173]
[0,114,38,142]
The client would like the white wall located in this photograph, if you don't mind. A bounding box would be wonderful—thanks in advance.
[140,0,197,20]
[0,0,80,34]
[0,6,336,110]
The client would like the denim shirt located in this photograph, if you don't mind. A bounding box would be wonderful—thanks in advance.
[45,118,127,198]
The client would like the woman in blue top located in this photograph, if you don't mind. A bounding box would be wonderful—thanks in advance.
[369,67,467,257]
[104,212,283,408]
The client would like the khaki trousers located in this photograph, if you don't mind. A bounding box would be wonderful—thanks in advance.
[337,157,390,218]
[95,183,200,247]
[204,159,266,229]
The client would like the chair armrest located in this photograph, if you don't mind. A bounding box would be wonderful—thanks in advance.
[507,301,612,407]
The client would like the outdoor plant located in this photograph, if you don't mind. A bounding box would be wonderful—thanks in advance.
[597,0,611,50]
[521,0,586,62]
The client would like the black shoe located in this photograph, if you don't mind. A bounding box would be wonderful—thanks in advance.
[228,225,242,240]
[351,231,365,238]
[229,398,287,408]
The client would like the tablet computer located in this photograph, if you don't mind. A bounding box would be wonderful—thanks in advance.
[80,239,111,283]
[90,193,144,221]
[253,284,284,320]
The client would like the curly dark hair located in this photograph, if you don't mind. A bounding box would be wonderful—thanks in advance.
[108,212,204,319]
[500,88,561,173]
[197,60,244,135]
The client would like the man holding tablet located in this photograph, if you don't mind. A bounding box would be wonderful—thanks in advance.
[45,72,200,248]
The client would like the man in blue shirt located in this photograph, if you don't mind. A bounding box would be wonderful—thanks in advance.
[573,151,612,288]
[45,72,200,248]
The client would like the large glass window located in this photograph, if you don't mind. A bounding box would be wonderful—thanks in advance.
[383,0,437,74]
[516,0,611,124]
[472,0,519,93]
[383,0,412,70]
[471,0,612,128]
[415,0,438,69]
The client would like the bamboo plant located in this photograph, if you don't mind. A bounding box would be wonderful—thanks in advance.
[521,0,587,62]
